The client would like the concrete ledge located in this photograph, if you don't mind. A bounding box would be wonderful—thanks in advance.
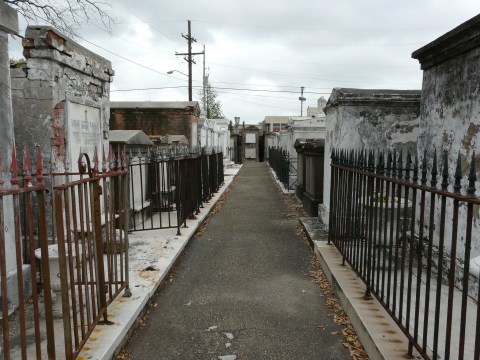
[313,240,422,360]
[0,2,19,35]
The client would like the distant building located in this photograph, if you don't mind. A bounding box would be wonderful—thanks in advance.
[110,101,200,147]
[198,116,230,154]
[262,116,290,133]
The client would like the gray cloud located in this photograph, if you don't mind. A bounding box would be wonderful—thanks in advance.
[7,0,480,122]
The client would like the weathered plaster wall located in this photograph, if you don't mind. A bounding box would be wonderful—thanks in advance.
[412,15,480,265]
[11,26,113,174]
[0,1,19,279]
[417,47,480,163]
[321,88,421,224]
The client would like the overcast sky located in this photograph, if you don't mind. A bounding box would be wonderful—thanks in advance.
[8,0,480,123]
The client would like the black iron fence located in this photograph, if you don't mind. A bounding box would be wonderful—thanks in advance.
[329,148,480,360]
[227,146,243,164]
[268,147,296,190]
[129,147,224,234]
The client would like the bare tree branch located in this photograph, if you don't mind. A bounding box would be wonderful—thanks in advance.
[3,0,112,37]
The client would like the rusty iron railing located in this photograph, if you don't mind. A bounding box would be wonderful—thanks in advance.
[329,148,480,360]
[129,147,224,234]
[0,145,56,359]
[53,146,130,358]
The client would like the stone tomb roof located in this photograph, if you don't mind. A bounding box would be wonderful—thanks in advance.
[108,130,153,146]
[324,88,421,113]
[412,13,480,70]
[110,101,200,111]
[294,138,325,153]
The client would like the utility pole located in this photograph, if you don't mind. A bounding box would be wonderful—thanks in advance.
[299,86,306,116]
[202,44,207,114]
[175,20,204,101]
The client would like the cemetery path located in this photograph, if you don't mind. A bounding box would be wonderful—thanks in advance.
[123,162,350,359]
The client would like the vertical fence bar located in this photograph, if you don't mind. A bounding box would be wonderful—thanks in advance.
[459,152,476,359]
[54,189,73,359]
[414,151,428,347]
[406,154,419,356]
[10,146,28,360]
[0,155,10,359]
[423,150,438,351]
[432,152,448,359]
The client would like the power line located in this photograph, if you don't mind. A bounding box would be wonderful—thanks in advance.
[191,19,449,32]
[208,62,422,85]
[111,0,184,45]
[76,35,187,82]
[111,85,330,95]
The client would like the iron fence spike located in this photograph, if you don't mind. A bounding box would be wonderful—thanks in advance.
[392,149,397,177]
[421,149,428,185]
[93,146,99,174]
[397,150,403,179]
[454,151,462,193]
[467,151,477,197]
[431,148,438,187]
[102,146,107,172]
[441,151,449,190]
[386,150,392,177]
[9,142,19,189]
[413,154,419,183]
[405,152,411,181]
[23,144,32,187]
[379,151,385,174]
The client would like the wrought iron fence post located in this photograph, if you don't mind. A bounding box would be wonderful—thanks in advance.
[122,150,132,298]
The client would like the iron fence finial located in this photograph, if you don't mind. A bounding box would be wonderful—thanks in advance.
[36,145,44,186]
[23,144,32,187]
[397,150,403,179]
[10,143,19,189]
[431,148,438,188]
[454,151,462,193]
[467,151,476,197]
[102,146,107,173]
[412,153,419,183]
[405,151,411,181]
[441,151,449,191]
[421,149,428,185]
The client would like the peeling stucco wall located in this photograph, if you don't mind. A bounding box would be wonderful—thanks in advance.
[321,88,421,223]
[0,1,20,281]
[10,26,114,174]
[412,15,480,267]
[10,26,113,239]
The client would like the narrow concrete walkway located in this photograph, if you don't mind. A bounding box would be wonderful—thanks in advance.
[123,162,350,359]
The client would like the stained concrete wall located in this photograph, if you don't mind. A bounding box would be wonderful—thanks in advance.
[321,88,421,224]
[10,26,113,243]
[11,26,113,174]
[412,14,480,267]
[0,3,35,311]
[0,1,21,286]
